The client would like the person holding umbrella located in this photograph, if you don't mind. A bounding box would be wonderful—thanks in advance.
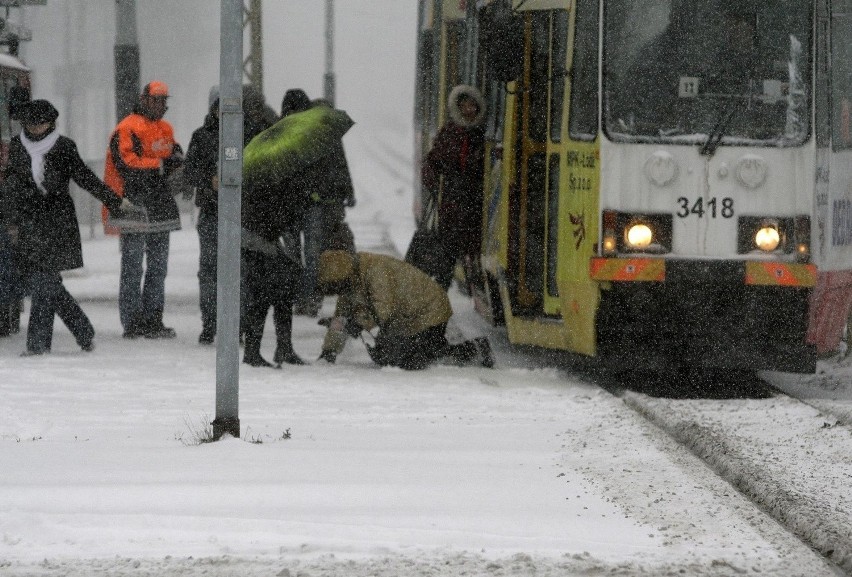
[240,99,354,367]
[279,90,356,318]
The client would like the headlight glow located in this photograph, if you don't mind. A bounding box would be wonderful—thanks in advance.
[755,226,781,251]
[626,223,653,249]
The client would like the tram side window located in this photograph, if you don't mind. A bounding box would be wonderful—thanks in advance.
[831,10,852,150]
[416,30,435,133]
[549,10,569,142]
[816,16,830,148]
[529,13,550,143]
[568,0,600,141]
[0,80,12,143]
[546,154,560,297]
[443,22,466,123]
[485,80,506,142]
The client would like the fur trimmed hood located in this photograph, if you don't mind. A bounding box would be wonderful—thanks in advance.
[447,85,486,129]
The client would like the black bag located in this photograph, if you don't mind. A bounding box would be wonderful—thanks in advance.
[404,198,448,278]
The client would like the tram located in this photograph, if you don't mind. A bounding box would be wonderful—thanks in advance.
[414,0,852,373]
[0,51,30,337]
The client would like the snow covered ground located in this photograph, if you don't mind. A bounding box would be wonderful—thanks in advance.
[0,125,848,576]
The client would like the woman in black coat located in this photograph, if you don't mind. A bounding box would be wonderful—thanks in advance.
[421,84,486,290]
[2,100,138,355]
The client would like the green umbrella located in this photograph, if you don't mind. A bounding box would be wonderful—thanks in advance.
[243,105,354,186]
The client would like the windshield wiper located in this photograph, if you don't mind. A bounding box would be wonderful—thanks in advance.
[700,96,746,157]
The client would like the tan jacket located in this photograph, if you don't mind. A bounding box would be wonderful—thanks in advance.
[320,252,453,355]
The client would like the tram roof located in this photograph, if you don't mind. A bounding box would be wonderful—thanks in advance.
[0,52,29,72]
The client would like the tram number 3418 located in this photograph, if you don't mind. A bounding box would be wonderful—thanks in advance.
[676,197,735,218]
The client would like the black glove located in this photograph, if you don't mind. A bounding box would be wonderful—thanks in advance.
[318,350,337,364]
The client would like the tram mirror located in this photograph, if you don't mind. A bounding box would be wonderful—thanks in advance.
[480,4,523,82]
[8,85,30,121]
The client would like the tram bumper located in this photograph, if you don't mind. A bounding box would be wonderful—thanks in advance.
[594,259,817,373]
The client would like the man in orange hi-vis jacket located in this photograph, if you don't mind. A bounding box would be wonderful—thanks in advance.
[104,80,184,339]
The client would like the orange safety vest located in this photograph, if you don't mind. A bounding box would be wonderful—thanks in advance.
[102,113,176,235]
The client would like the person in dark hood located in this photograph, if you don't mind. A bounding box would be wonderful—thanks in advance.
[2,99,140,355]
[104,80,184,340]
[184,86,277,345]
[421,84,486,290]
[235,88,307,367]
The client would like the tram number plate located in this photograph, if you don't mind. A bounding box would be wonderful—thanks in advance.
[676,197,734,218]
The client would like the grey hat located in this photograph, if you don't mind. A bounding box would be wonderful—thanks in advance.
[208,85,220,108]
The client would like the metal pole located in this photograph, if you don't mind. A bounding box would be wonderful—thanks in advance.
[213,0,244,441]
[323,0,335,106]
[113,0,139,122]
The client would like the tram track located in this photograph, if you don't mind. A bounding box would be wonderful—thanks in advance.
[593,369,852,575]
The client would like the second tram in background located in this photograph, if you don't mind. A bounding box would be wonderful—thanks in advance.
[414,0,852,374]
[0,51,30,337]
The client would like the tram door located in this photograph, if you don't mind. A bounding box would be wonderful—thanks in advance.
[506,10,564,316]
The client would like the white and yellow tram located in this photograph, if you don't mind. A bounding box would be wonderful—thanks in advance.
[414,0,852,373]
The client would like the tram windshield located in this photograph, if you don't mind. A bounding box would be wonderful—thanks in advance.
[603,0,811,147]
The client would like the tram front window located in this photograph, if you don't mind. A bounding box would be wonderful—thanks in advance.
[604,0,811,146]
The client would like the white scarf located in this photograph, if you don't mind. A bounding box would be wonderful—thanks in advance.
[20,128,60,194]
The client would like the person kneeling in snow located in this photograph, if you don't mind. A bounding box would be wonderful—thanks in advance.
[316,250,493,370]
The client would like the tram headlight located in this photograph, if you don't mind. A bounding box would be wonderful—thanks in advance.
[755,221,781,252]
[600,211,671,255]
[625,223,654,249]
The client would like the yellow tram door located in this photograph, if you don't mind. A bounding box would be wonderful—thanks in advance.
[505,8,557,317]
[500,0,601,355]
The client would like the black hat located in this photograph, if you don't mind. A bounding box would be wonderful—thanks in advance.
[21,99,58,125]
[281,89,311,117]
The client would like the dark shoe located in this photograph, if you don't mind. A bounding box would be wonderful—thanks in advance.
[20,348,48,357]
[81,341,95,352]
[144,322,176,339]
[475,337,494,368]
[122,323,145,339]
[243,353,277,368]
[274,347,306,366]
[199,328,215,345]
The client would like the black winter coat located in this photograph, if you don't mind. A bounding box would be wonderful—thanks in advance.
[3,135,123,273]
[294,139,354,206]
[184,111,272,218]
[184,112,219,214]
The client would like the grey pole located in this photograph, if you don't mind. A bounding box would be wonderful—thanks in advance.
[213,0,244,441]
[114,0,139,122]
[323,0,335,106]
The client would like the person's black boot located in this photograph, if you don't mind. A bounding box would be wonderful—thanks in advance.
[122,314,145,339]
[198,325,215,345]
[474,337,494,368]
[243,353,276,368]
[143,312,176,339]
[274,345,306,366]
[272,303,304,366]
[242,329,276,368]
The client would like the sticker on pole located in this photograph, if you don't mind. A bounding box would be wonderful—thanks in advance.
[224,147,240,161]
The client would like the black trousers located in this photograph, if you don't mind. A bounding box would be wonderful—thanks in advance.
[369,323,478,370]
[26,270,94,353]
[241,249,299,359]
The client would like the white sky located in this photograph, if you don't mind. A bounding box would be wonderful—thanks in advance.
[16,1,417,162]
